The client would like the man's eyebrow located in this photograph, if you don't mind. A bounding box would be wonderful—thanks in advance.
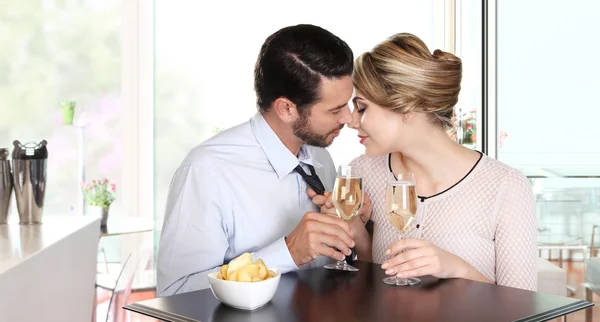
[328,102,348,111]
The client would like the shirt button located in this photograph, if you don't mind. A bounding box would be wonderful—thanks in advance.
[416,224,421,229]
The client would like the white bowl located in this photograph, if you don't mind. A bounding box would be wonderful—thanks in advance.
[207,269,281,310]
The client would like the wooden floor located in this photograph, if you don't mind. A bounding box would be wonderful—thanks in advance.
[554,261,599,322]
[97,260,599,322]
[96,287,160,322]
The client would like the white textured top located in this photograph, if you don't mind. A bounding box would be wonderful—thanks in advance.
[350,153,538,291]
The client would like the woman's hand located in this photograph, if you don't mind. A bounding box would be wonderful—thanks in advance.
[381,238,469,279]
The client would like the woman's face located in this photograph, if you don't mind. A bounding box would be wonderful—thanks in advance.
[350,92,408,157]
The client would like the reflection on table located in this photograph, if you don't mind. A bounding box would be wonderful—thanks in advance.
[124,261,594,322]
[99,216,154,237]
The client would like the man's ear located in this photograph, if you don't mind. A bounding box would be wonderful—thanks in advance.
[272,97,299,124]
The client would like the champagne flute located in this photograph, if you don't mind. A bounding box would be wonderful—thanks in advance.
[384,172,421,286]
[324,165,363,272]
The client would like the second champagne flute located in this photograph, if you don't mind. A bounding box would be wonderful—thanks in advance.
[384,172,421,285]
[324,165,363,272]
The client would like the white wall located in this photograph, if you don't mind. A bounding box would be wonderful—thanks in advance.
[155,0,438,168]
[154,1,442,229]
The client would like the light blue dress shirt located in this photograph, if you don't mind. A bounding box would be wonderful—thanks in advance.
[157,113,337,296]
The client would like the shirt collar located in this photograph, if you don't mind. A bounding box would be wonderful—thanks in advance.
[250,113,323,179]
[298,145,323,169]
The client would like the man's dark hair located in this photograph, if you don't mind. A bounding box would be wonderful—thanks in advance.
[254,24,354,113]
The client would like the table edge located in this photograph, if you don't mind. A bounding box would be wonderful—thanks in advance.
[124,303,201,322]
[514,300,594,322]
[99,228,153,237]
[125,298,595,322]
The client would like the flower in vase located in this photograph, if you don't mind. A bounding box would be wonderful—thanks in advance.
[449,109,477,146]
[81,178,116,208]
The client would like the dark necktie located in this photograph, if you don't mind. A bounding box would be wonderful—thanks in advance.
[294,163,357,263]
[294,164,325,195]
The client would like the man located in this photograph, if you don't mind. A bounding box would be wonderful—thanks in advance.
[157,24,370,297]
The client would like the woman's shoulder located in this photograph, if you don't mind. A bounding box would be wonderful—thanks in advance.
[476,154,533,198]
[479,154,530,183]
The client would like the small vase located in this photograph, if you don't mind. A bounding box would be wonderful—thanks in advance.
[62,107,74,125]
[88,205,110,227]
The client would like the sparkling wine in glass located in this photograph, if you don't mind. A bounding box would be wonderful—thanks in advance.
[324,165,363,272]
[384,172,421,286]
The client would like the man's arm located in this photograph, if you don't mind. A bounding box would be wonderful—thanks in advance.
[156,163,301,297]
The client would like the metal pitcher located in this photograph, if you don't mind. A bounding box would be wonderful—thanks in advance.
[12,140,48,225]
[0,148,12,224]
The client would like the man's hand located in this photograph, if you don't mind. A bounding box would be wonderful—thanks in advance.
[306,188,374,263]
[307,189,335,214]
[285,212,355,267]
[307,188,373,228]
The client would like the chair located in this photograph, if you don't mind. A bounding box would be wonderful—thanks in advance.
[96,250,152,322]
[537,257,568,296]
[590,225,599,258]
[585,225,600,322]
[98,246,111,274]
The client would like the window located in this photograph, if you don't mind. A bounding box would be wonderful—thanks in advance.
[452,0,483,150]
[0,0,123,216]
[495,0,600,250]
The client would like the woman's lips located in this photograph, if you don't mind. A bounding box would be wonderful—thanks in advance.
[358,135,368,144]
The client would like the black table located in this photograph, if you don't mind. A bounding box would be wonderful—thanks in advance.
[125,262,593,322]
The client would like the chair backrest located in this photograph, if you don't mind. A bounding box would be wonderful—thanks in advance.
[105,250,152,322]
[585,257,600,296]
[591,225,599,256]
[536,257,567,296]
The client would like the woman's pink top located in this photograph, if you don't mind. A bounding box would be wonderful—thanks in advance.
[350,153,537,291]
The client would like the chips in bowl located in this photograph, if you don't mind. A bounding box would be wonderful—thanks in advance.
[216,252,277,283]
[209,253,281,310]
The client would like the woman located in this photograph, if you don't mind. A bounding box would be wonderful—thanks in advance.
[314,33,537,290]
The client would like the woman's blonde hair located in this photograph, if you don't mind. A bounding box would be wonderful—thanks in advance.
[353,33,461,129]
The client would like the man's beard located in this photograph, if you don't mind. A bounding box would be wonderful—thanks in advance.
[292,112,343,148]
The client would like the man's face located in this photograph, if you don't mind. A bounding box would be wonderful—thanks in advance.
[293,76,354,147]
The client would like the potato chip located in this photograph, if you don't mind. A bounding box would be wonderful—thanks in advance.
[237,270,253,282]
[253,259,269,280]
[219,264,229,280]
[239,263,260,277]
[215,253,276,282]
[227,252,252,277]
[228,271,239,282]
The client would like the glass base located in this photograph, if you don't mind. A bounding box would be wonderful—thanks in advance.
[324,260,359,272]
[383,276,421,286]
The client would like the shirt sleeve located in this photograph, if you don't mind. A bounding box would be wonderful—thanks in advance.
[494,169,538,291]
[252,237,298,274]
[156,163,298,297]
[156,163,228,296]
